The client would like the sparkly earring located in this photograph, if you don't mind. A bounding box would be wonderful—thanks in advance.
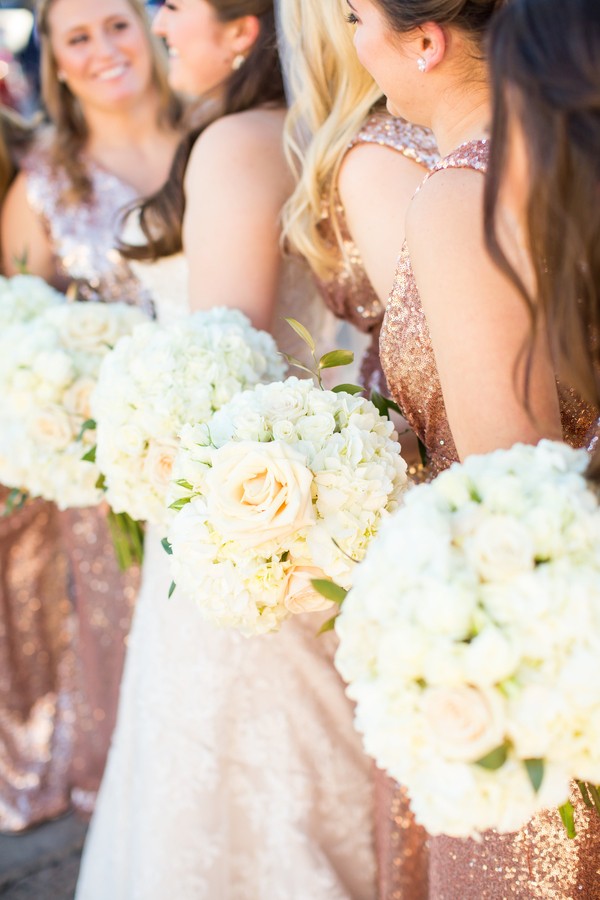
[232,54,246,71]
[417,57,427,73]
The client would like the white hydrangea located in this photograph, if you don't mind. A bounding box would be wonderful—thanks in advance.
[335,440,600,837]
[0,301,147,508]
[0,274,64,327]
[91,307,285,525]
[168,376,409,636]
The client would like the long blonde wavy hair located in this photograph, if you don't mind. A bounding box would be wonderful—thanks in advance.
[281,0,383,279]
[36,0,183,204]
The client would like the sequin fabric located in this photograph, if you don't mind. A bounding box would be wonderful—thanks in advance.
[0,491,73,831]
[380,139,600,897]
[21,139,153,315]
[0,144,146,823]
[317,113,438,393]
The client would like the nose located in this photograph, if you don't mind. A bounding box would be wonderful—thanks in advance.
[91,28,121,62]
[151,6,167,37]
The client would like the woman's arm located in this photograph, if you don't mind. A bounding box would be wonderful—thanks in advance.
[338,142,426,303]
[182,109,292,332]
[1,171,57,282]
[408,167,561,460]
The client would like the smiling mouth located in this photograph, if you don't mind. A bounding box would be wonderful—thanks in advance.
[96,64,128,81]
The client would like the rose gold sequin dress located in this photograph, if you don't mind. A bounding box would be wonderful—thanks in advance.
[3,142,145,818]
[317,112,439,900]
[380,140,600,898]
[317,112,438,393]
[0,490,73,832]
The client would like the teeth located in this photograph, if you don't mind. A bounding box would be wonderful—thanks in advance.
[97,65,126,81]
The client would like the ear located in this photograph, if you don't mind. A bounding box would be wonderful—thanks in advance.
[417,22,446,72]
[228,14,261,57]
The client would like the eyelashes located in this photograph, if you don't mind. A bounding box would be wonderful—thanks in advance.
[345,12,359,24]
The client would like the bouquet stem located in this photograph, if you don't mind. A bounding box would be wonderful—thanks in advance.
[107,510,145,571]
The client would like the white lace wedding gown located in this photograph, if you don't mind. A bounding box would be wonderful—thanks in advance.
[75,252,376,900]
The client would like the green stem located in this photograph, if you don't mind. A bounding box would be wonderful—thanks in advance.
[558,801,577,839]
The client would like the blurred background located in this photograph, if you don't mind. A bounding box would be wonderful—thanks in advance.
[0,1,162,113]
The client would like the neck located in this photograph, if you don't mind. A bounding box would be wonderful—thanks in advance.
[429,84,490,158]
[83,90,165,154]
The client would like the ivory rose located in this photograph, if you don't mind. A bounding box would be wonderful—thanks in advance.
[283,564,333,615]
[204,441,315,549]
[422,685,505,762]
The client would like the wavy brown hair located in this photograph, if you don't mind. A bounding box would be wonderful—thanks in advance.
[484,0,600,476]
[122,0,285,262]
[36,0,183,205]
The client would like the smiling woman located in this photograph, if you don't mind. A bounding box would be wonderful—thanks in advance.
[0,0,185,821]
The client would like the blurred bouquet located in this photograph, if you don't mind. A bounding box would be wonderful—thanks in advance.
[0,300,147,509]
[0,273,64,327]
[334,440,600,838]
[167,375,408,635]
[92,307,285,526]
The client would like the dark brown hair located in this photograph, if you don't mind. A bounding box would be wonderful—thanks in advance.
[0,106,36,208]
[372,0,505,41]
[36,0,184,204]
[123,0,285,262]
[484,0,600,476]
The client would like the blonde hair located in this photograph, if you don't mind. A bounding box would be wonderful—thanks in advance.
[36,0,183,204]
[281,0,382,279]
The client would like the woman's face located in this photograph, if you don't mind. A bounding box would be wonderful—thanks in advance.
[48,0,154,112]
[152,0,237,96]
[345,0,422,120]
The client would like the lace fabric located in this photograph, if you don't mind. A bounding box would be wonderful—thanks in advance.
[76,252,375,899]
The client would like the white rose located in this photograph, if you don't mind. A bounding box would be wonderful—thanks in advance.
[142,441,179,490]
[464,515,535,582]
[204,440,315,549]
[114,423,147,457]
[282,564,334,615]
[57,304,119,350]
[63,376,96,418]
[27,406,74,450]
[422,685,506,762]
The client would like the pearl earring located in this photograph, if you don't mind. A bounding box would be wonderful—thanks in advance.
[57,70,67,82]
[417,57,427,73]
[232,54,245,71]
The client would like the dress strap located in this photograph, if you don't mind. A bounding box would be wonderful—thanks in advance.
[349,112,440,171]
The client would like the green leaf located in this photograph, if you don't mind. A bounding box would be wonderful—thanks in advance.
[95,473,106,491]
[311,579,348,606]
[77,418,97,441]
[169,496,192,511]
[3,488,28,516]
[318,349,354,370]
[524,759,544,793]
[559,801,577,839]
[318,615,337,635]
[175,479,194,491]
[284,318,316,353]
[475,744,508,771]
[371,390,402,420]
[81,445,97,463]
[370,391,388,419]
[161,537,173,556]
[168,580,177,599]
[331,383,364,395]
[281,550,290,562]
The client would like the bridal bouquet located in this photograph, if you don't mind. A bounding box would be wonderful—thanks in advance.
[0,301,147,509]
[334,440,600,838]
[92,307,286,526]
[167,375,408,635]
[0,273,64,326]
